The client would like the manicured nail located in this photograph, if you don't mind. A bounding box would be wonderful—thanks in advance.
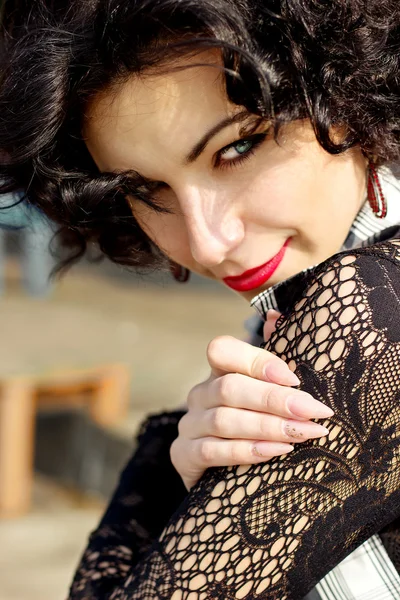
[283,420,329,441]
[286,394,334,419]
[252,442,294,458]
[266,309,281,319]
[264,361,300,386]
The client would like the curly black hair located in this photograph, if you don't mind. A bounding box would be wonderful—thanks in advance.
[0,0,399,271]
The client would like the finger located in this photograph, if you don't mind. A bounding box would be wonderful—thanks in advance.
[263,309,282,343]
[179,405,329,442]
[206,335,299,386]
[188,373,334,419]
[170,436,295,491]
[190,437,295,468]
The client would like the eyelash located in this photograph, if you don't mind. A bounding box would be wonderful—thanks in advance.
[133,131,268,203]
[214,132,268,171]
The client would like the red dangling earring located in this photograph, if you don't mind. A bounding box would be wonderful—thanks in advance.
[169,262,190,283]
[367,162,387,219]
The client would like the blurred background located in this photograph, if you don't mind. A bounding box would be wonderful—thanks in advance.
[0,194,251,600]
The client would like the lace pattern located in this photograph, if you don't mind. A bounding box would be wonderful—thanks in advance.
[69,241,400,599]
[69,412,187,599]
[109,242,400,600]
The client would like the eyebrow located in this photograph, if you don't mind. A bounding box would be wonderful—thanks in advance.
[184,111,250,164]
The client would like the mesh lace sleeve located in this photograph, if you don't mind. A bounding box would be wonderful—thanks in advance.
[68,411,187,599]
[107,241,400,600]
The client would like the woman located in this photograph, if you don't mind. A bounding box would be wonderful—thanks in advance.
[1,1,400,598]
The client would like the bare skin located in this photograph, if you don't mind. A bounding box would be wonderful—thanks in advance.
[84,52,367,491]
[171,316,333,490]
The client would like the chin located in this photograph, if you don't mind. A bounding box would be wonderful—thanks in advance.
[236,289,259,302]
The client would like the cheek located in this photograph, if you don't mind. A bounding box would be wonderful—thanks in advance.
[243,167,310,227]
[244,147,361,233]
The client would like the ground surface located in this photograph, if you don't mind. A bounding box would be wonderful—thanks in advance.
[0,260,251,599]
[0,476,104,600]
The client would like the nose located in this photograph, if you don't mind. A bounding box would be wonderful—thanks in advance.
[179,184,245,268]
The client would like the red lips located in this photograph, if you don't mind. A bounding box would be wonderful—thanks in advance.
[223,240,290,292]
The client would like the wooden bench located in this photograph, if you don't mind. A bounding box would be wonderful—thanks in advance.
[0,364,130,518]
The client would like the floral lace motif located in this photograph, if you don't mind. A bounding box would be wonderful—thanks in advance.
[70,241,400,600]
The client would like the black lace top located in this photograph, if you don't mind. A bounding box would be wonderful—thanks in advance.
[69,239,400,599]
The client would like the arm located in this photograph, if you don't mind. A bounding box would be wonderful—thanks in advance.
[70,321,322,598]
[108,241,400,600]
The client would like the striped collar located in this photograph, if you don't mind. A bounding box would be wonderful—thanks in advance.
[251,166,400,320]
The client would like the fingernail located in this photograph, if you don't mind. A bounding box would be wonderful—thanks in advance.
[286,394,334,419]
[252,442,294,458]
[264,362,300,386]
[266,309,281,319]
[283,420,329,440]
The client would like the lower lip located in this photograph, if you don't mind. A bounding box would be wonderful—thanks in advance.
[223,240,290,292]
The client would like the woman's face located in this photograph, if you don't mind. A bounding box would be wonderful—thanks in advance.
[85,53,367,301]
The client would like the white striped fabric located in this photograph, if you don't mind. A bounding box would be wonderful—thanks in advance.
[316,537,400,600]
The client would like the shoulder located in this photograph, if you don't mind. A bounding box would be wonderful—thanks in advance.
[269,239,400,369]
[284,238,400,316]
[253,238,400,322]
[307,238,400,284]
[299,239,400,326]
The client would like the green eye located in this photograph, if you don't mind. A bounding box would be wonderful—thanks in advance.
[217,131,268,168]
[233,140,253,154]
[219,138,255,162]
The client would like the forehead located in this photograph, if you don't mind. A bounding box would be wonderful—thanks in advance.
[84,54,234,173]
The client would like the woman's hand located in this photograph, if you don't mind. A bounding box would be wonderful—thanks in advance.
[171,313,334,491]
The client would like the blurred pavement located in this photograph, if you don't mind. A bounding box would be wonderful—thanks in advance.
[0,259,251,600]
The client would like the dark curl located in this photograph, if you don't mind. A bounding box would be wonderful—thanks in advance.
[0,0,399,271]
